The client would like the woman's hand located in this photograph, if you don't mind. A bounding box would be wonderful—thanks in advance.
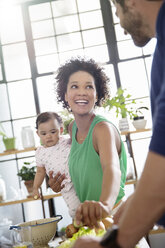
[48,171,66,193]
[72,236,102,248]
[75,200,110,229]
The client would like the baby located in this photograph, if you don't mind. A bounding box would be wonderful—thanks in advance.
[33,111,80,218]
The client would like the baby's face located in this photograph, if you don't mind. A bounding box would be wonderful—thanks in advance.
[37,119,61,147]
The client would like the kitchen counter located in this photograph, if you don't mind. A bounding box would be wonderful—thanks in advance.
[48,236,150,248]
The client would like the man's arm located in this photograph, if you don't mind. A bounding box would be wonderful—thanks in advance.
[117,151,165,248]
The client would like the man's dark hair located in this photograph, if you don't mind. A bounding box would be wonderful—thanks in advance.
[112,0,125,7]
[56,57,110,110]
[112,0,162,7]
[36,112,63,129]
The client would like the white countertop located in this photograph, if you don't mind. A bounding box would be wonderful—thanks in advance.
[48,236,150,248]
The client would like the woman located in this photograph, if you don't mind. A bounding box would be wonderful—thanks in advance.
[49,57,127,228]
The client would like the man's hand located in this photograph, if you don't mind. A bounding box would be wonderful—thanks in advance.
[75,201,110,229]
[48,171,66,193]
[72,235,102,248]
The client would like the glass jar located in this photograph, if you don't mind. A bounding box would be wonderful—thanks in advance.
[21,126,35,149]
[0,175,6,202]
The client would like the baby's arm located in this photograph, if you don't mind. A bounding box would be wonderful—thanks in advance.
[33,166,46,199]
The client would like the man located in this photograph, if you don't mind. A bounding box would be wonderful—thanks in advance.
[72,0,165,247]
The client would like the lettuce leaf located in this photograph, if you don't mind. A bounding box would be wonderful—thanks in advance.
[58,227,106,248]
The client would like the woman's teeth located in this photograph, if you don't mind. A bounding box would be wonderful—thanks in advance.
[75,100,88,104]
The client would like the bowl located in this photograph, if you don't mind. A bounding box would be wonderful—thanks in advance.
[17,215,62,246]
[132,119,147,130]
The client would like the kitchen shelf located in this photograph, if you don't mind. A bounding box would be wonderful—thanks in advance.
[125,179,137,185]
[0,193,61,207]
[0,147,36,157]
[121,128,152,136]
[0,180,136,207]
[149,228,165,234]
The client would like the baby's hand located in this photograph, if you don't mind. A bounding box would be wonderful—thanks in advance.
[33,188,40,199]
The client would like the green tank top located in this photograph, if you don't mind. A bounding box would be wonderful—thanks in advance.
[69,115,127,204]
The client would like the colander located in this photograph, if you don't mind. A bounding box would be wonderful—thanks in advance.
[10,215,62,247]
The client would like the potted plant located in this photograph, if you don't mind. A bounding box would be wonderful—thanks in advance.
[17,162,36,198]
[60,110,74,135]
[132,107,149,130]
[103,87,136,131]
[0,122,16,151]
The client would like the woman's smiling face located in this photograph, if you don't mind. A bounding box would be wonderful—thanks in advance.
[65,70,97,116]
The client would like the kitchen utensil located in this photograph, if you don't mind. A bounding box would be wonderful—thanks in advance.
[10,216,62,247]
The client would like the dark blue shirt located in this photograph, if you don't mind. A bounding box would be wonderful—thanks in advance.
[149,1,165,227]
[149,1,165,155]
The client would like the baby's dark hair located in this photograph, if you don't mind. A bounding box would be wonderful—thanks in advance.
[36,112,63,129]
[56,57,110,110]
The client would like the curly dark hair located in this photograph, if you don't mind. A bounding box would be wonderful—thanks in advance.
[55,57,110,110]
[36,112,63,129]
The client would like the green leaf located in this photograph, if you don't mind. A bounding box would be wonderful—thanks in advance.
[17,162,36,181]
[103,87,139,119]
[0,123,8,138]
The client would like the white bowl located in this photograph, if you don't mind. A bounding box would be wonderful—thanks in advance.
[18,216,62,246]
[132,119,147,130]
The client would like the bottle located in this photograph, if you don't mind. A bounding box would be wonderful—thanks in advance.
[0,175,6,202]
[21,126,35,149]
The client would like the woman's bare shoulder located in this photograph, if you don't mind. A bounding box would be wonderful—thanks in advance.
[93,121,121,152]
[94,121,116,133]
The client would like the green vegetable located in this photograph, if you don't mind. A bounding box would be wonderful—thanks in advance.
[58,226,140,248]
[59,227,106,248]
[73,219,83,228]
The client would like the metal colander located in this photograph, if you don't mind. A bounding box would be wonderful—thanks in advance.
[16,215,62,246]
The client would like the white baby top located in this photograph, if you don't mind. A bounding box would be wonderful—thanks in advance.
[35,136,72,191]
[35,136,80,217]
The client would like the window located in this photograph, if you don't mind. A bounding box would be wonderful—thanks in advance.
[0,0,155,224]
